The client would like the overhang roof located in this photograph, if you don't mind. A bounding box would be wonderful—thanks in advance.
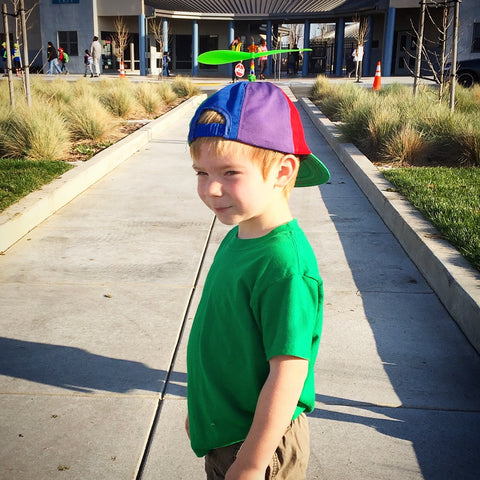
[146,0,385,20]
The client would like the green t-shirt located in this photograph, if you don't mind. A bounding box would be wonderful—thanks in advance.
[187,219,324,457]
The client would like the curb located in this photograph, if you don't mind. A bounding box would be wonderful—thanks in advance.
[0,94,207,254]
[300,96,480,354]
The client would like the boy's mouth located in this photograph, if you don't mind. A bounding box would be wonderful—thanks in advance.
[212,206,232,214]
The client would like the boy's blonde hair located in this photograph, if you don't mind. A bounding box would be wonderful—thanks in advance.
[190,110,298,196]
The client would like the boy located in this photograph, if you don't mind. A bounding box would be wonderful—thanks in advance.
[186,81,330,480]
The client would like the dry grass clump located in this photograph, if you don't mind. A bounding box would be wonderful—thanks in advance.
[134,82,164,116]
[157,81,178,104]
[64,95,114,141]
[384,124,429,165]
[98,80,135,118]
[172,75,201,98]
[0,103,70,161]
[71,77,95,98]
[30,77,73,106]
[456,116,480,166]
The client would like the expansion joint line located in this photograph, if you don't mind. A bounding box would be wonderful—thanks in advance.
[135,215,217,479]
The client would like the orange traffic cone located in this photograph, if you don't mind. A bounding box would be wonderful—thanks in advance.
[372,61,381,91]
[119,60,126,78]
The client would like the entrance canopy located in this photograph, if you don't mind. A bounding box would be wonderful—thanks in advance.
[146,0,382,19]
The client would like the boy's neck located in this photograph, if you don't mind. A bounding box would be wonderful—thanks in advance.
[237,201,293,240]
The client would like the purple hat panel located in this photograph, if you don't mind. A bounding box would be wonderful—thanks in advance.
[236,83,295,154]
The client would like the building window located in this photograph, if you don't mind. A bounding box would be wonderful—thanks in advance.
[472,23,480,53]
[199,35,218,70]
[58,31,78,56]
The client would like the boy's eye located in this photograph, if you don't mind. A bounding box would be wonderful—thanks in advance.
[195,171,207,176]
[225,170,240,176]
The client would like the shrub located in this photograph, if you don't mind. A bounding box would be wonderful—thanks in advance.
[379,83,411,99]
[157,81,178,105]
[310,75,332,103]
[338,97,373,148]
[456,116,480,166]
[470,84,480,108]
[453,84,480,114]
[384,123,429,165]
[72,77,95,98]
[335,83,365,119]
[64,95,113,141]
[98,81,134,117]
[0,103,70,161]
[310,78,480,166]
[339,94,398,155]
[135,82,164,116]
[30,77,73,106]
[172,76,201,98]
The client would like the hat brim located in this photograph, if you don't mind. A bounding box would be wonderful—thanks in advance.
[295,153,330,187]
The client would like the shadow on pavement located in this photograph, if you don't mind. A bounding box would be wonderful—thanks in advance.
[0,336,187,396]
[315,190,480,480]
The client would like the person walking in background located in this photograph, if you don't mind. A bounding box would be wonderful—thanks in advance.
[163,51,171,76]
[1,42,8,76]
[90,35,101,77]
[84,49,93,77]
[12,43,21,76]
[258,37,268,80]
[229,35,242,82]
[292,44,300,76]
[58,47,69,74]
[46,41,61,75]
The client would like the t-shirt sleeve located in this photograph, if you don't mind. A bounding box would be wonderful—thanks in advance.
[258,274,322,361]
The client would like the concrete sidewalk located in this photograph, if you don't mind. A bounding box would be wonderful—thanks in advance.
[1,88,480,480]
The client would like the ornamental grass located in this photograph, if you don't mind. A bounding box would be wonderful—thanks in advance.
[310,76,480,166]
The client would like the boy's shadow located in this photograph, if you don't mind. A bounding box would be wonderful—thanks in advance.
[311,393,480,480]
[0,336,187,396]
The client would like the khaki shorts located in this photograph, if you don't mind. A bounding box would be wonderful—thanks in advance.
[204,413,310,480]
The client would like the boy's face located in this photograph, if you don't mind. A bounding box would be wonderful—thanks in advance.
[192,143,289,239]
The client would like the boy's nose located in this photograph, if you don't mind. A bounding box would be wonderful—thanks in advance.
[206,179,223,197]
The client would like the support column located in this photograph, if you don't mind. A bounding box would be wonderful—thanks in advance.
[266,20,272,76]
[228,20,234,78]
[163,18,168,52]
[192,20,198,76]
[383,7,395,77]
[302,19,310,77]
[334,17,345,77]
[363,15,373,77]
[139,14,146,75]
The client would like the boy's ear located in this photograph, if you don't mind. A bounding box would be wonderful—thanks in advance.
[274,154,299,188]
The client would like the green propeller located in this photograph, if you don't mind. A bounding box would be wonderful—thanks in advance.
[197,48,312,65]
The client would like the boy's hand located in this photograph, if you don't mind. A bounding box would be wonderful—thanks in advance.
[225,463,264,480]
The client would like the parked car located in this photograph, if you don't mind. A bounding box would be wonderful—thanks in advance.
[445,58,480,88]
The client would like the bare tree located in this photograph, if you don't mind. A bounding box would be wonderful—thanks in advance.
[408,0,453,101]
[7,1,37,68]
[352,16,369,81]
[352,16,368,47]
[4,0,37,107]
[287,24,303,48]
[148,18,168,77]
[111,16,130,65]
[272,31,282,80]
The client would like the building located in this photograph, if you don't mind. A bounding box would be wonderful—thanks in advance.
[1,0,478,77]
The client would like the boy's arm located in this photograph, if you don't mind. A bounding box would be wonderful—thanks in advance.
[225,355,308,480]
